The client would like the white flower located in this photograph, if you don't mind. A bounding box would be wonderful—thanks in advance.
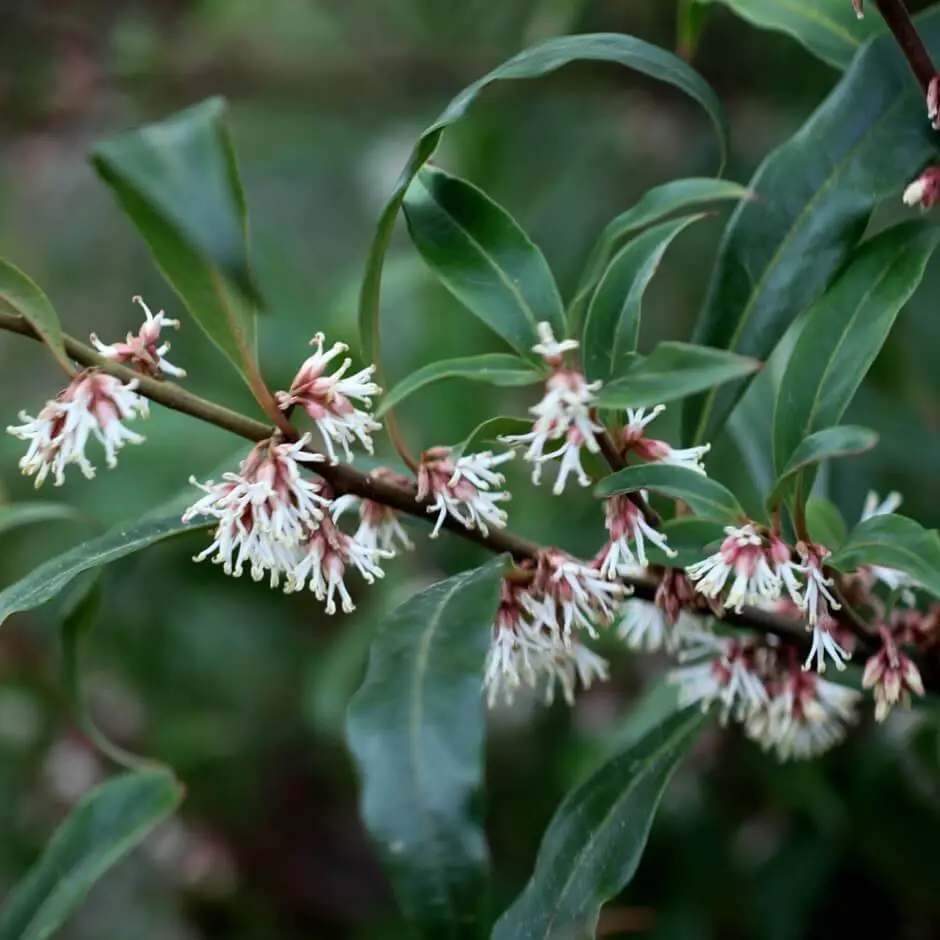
[526,550,627,641]
[803,616,851,674]
[285,513,391,613]
[862,632,925,722]
[904,178,929,207]
[620,404,710,474]
[669,635,769,725]
[531,321,579,367]
[90,295,185,378]
[275,333,382,463]
[416,446,513,538]
[617,604,704,654]
[542,641,609,706]
[598,492,675,576]
[859,490,918,598]
[501,323,603,495]
[686,524,782,612]
[331,468,414,556]
[7,370,149,487]
[183,435,328,587]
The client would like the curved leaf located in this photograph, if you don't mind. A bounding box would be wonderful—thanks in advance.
[454,416,533,459]
[805,497,848,549]
[0,769,183,940]
[699,0,882,70]
[582,216,705,383]
[346,557,506,937]
[683,14,940,445]
[0,259,71,373]
[643,517,726,567]
[828,513,940,598]
[403,167,564,357]
[361,33,728,362]
[595,463,744,522]
[378,354,543,417]
[773,221,940,473]
[0,514,209,627]
[570,178,751,324]
[769,425,879,508]
[91,99,274,411]
[0,503,89,537]
[594,341,761,410]
[491,709,707,940]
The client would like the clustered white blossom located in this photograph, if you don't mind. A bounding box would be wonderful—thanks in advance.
[90,295,186,378]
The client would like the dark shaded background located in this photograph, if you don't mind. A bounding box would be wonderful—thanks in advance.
[3,1,940,937]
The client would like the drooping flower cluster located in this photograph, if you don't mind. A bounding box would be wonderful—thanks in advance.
[862,627,925,722]
[275,333,382,463]
[416,446,513,537]
[501,323,603,494]
[7,370,149,487]
[331,468,415,556]
[90,295,186,378]
[620,405,710,474]
[597,492,675,577]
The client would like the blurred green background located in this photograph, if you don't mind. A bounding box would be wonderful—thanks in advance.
[4,1,940,937]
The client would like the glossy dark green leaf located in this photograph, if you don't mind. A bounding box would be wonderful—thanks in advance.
[346,557,506,938]
[361,33,728,362]
[769,425,879,507]
[683,14,940,446]
[0,513,210,627]
[491,709,707,940]
[378,354,544,417]
[454,416,533,459]
[642,517,726,567]
[0,503,88,537]
[0,769,183,940]
[806,497,848,549]
[0,258,71,373]
[828,513,940,597]
[91,99,275,410]
[773,222,940,473]
[582,216,705,383]
[594,342,761,410]
[403,167,565,357]
[595,463,744,522]
[698,0,882,69]
[570,178,750,324]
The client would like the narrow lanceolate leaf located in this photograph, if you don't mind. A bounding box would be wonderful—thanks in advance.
[0,503,88,537]
[683,13,940,446]
[582,216,704,383]
[698,0,882,70]
[828,514,940,598]
[0,770,182,940]
[492,709,707,940]
[403,167,564,358]
[453,416,533,460]
[0,259,71,373]
[594,342,761,410]
[595,463,744,523]
[769,425,879,507]
[361,33,728,362]
[570,178,750,325]
[346,558,506,938]
[0,514,210,627]
[92,99,272,409]
[378,355,544,417]
[773,222,940,474]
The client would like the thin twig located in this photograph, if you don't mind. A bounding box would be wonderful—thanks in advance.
[874,0,938,92]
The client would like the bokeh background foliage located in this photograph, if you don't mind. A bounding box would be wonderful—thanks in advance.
[4,1,940,937]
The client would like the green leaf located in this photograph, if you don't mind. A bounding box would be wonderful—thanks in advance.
[698,0,882,70]
[0,769,183,940]
[805,497,848,549]
[595,463,744,522]
[594,341,761,410]
[773,222,940,474]
[682,14,940,446]
[491,709,707,940]
[828,513,940,598]
[378,354,544,418]
[643,517,726,567]
[403,167,565,358]
[0,513,210,627]
[453,416,533,459]
[769,425,879,507]
[0,503,88,537]
[91,99,274,410]
[677,0,712,61]
[582,216,705,383]
[0,259,71,374]
[361,33,728,362]
[570,178,750,325]
[346,557,506,937]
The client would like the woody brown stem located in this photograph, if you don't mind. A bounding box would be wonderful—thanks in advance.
[874,0,938,92]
